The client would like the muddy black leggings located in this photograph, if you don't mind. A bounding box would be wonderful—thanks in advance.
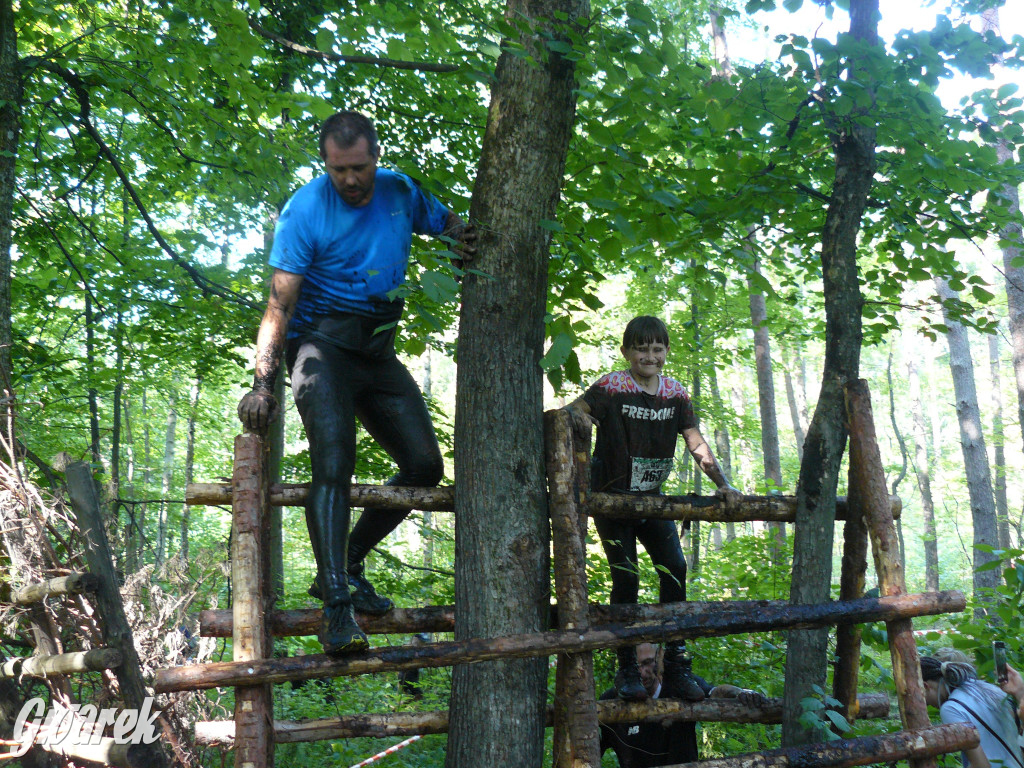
[287,336,443,605]
[594,515,688,606]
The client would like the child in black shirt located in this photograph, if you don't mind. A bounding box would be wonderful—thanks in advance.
[566,316,741,702]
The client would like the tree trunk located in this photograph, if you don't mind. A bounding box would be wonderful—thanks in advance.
[690,369,702,577]
[708,348,734,543]
[422,349,435,569]
[111,312,124,506]
[156,391,177,569]
[782,0,878,747]
[887,348,908,569]
[981,10,1024,479]
[782,344,807,461]
[909,358,939,592]
[141,387,152,564]
[0,0,18,390]
[712,9,783,548]
[935,277,999,603]
[84,291,103,467]
[988,334,1010,549]
[447,1,586,766]
[748,260,787,554]
[181,376,201,563]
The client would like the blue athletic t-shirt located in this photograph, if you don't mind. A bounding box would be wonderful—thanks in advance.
[269,168,449,333]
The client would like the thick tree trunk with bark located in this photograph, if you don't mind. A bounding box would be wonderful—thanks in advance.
[447,2,587,765]
[935,278,999,601]
[783,0,877,746]
[909,358,939,592]
[0,0,18,388]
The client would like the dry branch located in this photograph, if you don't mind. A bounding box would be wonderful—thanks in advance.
[157,590,964,692]
[671,722,976,768]
[194,693,891,745]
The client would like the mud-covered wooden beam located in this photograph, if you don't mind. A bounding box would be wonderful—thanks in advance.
[158,590,963,693]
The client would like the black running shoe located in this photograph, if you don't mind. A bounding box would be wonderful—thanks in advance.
[349,571,394,615]
[319,601,368,657]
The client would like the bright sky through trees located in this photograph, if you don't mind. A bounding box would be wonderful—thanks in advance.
[738,0,1023,103]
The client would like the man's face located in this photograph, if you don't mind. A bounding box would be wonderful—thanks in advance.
[621,341,668,382]
[323,136,379,207]
[637,644,661,696]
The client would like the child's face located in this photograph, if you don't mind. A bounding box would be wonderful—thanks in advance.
[621,341,668,380]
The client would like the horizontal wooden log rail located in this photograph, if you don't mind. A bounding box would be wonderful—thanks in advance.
[0,572,100,605]
[156,590,963,693]
[585,493,901,523]
[186,482,899,522]
[194,693,890,746]
[673,722,976,768]
[186,482,454,509]
[199,600,785,638]
[0,648,122,679]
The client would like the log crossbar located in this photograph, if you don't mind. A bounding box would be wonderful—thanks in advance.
[0,648,121,679]
[155,591,963,693]
[201,600,787,639]
[194,693,891,746]
[671,722,977,768]
[185,481,899,522]
[0,572,100,606]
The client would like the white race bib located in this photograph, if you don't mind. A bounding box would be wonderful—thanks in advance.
[629,457,673,492]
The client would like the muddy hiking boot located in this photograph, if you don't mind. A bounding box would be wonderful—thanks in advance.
[308,566,395,616]
[319,599,369,656]
[663,644,706,702]
[615,646,649,702]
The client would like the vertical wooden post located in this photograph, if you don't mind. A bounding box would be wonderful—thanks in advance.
[544,409,599,768]
[832,466,868,722]
[845,380,934,768]
[232,433,274,768]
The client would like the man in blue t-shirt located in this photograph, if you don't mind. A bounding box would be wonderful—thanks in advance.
[238,111,474,656]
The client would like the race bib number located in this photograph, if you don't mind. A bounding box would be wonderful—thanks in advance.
[630,457,673,492]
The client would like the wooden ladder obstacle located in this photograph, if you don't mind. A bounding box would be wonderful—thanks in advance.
[163,379,977,768]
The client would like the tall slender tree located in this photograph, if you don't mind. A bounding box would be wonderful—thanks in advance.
[936,277,999,602]
[909,357,940,592]
[988,333,1011,550]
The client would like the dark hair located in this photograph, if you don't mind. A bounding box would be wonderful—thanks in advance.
[319,111,379,158]
[920,656,977,689]
[622,316,670,349]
